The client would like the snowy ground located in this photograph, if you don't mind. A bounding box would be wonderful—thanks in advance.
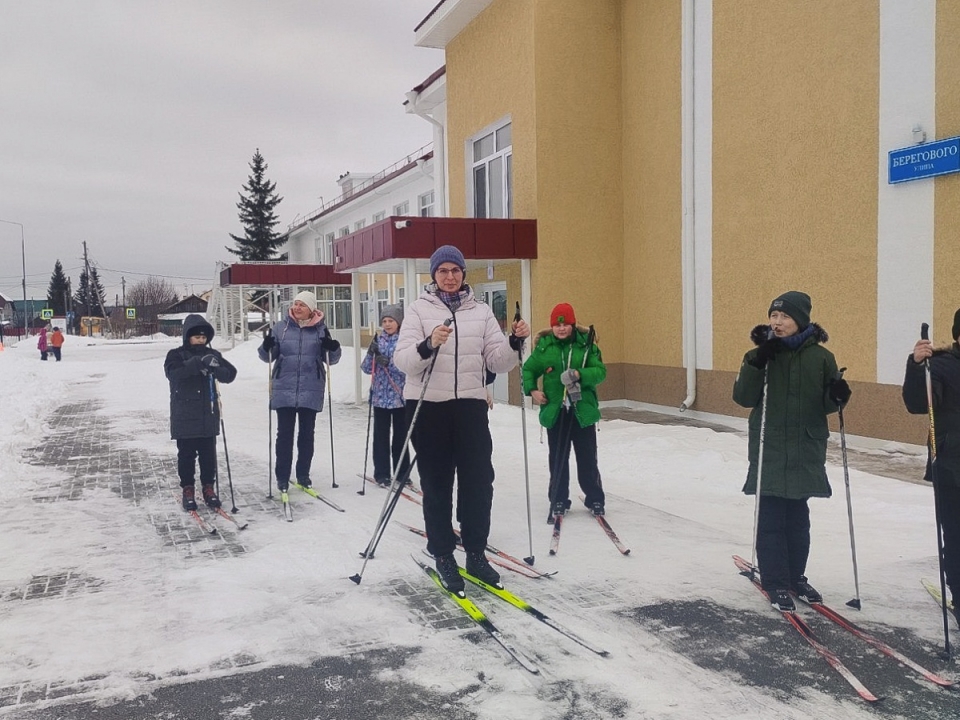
[0,334,958,719]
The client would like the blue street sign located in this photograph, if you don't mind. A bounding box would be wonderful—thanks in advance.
[889,136,960,184]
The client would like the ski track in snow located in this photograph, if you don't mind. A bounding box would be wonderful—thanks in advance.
[0,335,957,719]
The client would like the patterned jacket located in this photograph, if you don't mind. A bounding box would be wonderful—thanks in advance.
[360,331,405,409]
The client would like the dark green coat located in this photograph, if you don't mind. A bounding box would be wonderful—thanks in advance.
[522,327,605,430]
[732,323,840,499]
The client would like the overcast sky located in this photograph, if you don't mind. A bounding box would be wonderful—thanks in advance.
[0,0,442,304]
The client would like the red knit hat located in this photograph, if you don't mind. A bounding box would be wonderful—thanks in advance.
[550,303,576,326]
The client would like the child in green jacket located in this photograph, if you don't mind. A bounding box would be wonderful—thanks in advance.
[522,303,606,522]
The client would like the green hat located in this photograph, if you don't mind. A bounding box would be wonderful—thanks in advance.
[769,291,811,329]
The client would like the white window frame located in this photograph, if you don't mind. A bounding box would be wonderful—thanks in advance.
[324,232,335,264]
[338,226,350,238]
[418,191,435,217]
[354,219,366,231]
[393,200,409,216]
[359,291,369,328]
[372,211,386,223]
[468,118,512,219]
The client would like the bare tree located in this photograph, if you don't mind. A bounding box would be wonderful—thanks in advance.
[127,277,179,329]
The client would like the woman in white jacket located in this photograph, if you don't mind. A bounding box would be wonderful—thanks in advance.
[395,245,529,594]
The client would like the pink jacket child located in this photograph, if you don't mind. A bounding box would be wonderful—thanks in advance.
[37,329,49,360]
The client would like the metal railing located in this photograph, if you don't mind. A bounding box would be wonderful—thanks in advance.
[287,142,433,230]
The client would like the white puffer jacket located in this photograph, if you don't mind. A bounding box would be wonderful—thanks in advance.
[395,287,519,402]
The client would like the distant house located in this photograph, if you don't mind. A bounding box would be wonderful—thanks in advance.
[164,294,209,315]
[0,292,12,323]
[157,294,210,336]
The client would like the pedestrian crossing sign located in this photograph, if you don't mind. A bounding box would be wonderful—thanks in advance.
[126,308,136,319]
[41,309,53,320]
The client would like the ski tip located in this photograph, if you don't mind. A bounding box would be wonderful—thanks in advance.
[348,574,362,585]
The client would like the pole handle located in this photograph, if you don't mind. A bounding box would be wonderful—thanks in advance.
[922,323,930,341]
[514,301,522,323]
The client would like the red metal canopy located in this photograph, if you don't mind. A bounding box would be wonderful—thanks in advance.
[333,216,537,273]
[219,263,352,287]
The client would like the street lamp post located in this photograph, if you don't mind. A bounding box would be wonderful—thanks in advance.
[0,219,26,340]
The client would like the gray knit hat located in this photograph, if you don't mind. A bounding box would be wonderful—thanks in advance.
[380,303,404,327]
[429,245,466,279]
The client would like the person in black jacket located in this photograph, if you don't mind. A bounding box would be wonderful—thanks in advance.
[903,309,960,626]
[164,314,237,510]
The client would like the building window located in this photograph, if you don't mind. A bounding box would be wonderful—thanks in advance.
[325,232,335,264]
[359,292,369,328]
[472,121,512,219]
[354,219,366,231]
[372,211,386,223]
[338,226,350,237]
[315,285,352,329]
[397,286,405,303]
[376,289,389,320]
[393,200,409,216]
[418,191,435,217]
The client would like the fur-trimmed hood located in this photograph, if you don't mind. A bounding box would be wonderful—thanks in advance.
[534,324,594,344]
[750,322,828,346]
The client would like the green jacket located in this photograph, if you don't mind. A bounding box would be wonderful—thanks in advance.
[522,327,606,430]
[732,323,840,499]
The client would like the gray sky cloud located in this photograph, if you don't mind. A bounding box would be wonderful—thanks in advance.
[0,0,442,302]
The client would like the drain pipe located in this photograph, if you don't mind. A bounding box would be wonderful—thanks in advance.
[405,90,446,216]
[679,0,697,412]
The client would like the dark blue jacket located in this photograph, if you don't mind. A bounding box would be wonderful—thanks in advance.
[164,314,237,439]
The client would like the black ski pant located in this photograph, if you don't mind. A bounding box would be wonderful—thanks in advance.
[937,482,960,602]
[409,398,494,557]
[275,407,318,484]
[373,406,410,482]
[756,495,811,593]
[177,436,218,487]
[546,407,604,508]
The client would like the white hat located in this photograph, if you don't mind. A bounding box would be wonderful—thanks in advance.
[294,291,317,312]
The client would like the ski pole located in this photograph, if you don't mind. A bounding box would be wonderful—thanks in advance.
[515,302,535,565]
[351,318,451,585]
[922,322,951,658]
[215,380,239,514]
[835,367,861,609]
[359,361,374,496]
[749,332,773,578]
[326,359,338,489]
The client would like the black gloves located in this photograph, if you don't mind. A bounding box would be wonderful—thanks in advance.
[201,354,220,369]
[367,337,379,356]
[508,334,525,352]
[829,378,852,407]
[261,333,277,353]
[321,334,340,352]
[748,326,779,370]
[375,354,389,368]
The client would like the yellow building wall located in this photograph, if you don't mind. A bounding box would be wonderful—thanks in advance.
[712,1,879,381]
[527,0,623,365]
[621,0,682,370]
[936,1,960,344]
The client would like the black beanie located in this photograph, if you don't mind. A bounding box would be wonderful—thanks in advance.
[952,308,960,342]
[768,291,811,329]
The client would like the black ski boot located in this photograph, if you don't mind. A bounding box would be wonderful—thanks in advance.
[465,551,501,587]
[434,554,465,594]
[297,477,312,489]
[201,484,221,509]
[182,485,198,511]
[769,589,795,612]
[792,577,822,603]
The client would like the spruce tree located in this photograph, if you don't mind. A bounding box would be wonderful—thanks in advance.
[73,268,108,317]
[46,260,70,315]
[227,148,285,260]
